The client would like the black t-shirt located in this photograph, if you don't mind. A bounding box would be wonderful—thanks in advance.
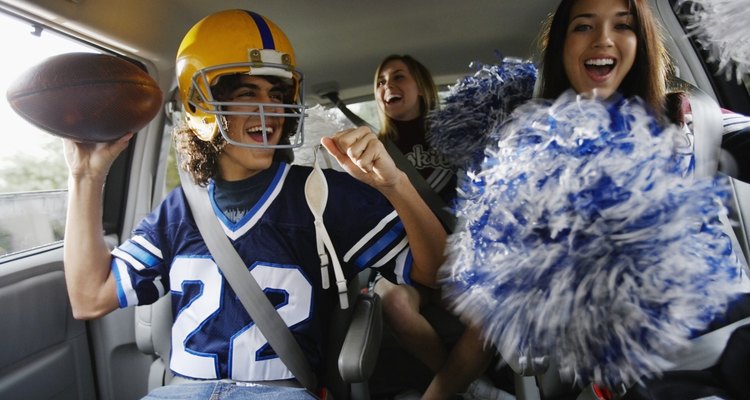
[213,165,277,223]
[392,117,457,204]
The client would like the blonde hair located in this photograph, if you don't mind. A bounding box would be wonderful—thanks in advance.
[373,54,439,141]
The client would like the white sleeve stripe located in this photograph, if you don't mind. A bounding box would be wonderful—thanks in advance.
[112,248,148,271]
[370,237,409,269]
[343,210,399,262]
[723,121,750,131]
[112,258,139,307]
[132,235,163,259]
[394,248,410,284]
[427,169,453,194]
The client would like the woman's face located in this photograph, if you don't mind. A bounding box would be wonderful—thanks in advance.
[375,59,422,121]
[562,0,637,100]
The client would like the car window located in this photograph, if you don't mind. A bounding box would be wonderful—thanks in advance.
[346,100,381,130]
[0,11,99,258]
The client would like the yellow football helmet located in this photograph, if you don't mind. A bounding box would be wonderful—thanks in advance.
[175,9,304,148]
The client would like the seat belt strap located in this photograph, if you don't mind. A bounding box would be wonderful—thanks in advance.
[682,79,722,180]
[383,138,457,232]
[177,166,318,393]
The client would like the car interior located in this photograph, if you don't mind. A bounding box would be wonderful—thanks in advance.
[0,0,749,399]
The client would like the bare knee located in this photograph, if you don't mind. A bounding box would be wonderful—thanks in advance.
[376,282,422,330]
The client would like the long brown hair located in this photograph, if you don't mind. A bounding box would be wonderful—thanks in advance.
[538,0,676,122]
[373,54,439,141]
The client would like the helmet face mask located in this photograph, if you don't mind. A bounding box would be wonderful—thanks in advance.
[176,10,305,149]
[188,63,305,149]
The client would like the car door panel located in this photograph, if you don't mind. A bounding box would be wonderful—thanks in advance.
[0,245,96,399]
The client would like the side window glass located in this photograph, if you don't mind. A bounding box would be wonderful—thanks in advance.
[346,101,381,131]
[0,12,99,258]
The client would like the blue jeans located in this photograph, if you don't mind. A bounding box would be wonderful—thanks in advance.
[141,381,318,399]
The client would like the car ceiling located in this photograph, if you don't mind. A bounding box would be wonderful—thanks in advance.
[1,0,556,103]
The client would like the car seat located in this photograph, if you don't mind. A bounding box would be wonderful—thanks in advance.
[510,81,750,400]
[134,269,383,400]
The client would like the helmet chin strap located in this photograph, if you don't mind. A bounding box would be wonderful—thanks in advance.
[305,145,349,309]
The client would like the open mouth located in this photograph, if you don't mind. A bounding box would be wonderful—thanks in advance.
[385,93,403,105]
[584,58,616,78]
[245,125,276,143]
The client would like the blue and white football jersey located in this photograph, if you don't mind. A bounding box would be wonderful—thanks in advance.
[110,162,414,382]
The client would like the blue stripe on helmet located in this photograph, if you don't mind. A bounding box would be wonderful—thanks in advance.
[246,11,275,49]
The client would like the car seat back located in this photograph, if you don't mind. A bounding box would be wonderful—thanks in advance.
[134,293,173,389]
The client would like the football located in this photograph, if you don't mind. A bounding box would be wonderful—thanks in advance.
[6,52,163,142]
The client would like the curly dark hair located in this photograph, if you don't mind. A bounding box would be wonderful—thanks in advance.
[173,74,297,186]
[173,124,225,186]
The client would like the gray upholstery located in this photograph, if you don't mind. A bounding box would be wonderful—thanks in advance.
[134,293,173,389]
[338,292,382,383]
[0,252,96,400]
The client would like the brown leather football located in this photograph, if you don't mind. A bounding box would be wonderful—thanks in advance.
[6,52,163,142]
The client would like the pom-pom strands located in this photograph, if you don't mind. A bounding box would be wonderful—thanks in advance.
[440,90,744,388]
[427,58,536,170]
[677,0,750,82]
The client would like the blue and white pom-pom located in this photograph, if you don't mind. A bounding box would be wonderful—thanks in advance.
[427,57,536,170]
[677,0,750,82]
[440,90,745,388]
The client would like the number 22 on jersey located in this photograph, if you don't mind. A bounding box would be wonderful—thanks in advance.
[168,257,313,381]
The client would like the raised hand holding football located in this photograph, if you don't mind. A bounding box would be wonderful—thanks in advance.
[6,52,163,142]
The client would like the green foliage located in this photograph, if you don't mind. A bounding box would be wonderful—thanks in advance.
[0,140,67,192]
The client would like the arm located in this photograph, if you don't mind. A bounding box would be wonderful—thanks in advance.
[321,127,447,288]
[63,133,134,319]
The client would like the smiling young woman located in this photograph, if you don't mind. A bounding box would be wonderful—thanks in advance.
[539,0,671,121]
[561,0,637,100]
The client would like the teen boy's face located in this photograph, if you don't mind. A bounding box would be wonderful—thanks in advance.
[563,0,637,100]
[218,75,286,181]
